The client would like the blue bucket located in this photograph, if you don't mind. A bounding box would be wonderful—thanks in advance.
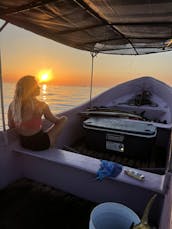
[89,202,140,229]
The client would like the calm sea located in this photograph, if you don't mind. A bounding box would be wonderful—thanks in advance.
[0,82,108,130]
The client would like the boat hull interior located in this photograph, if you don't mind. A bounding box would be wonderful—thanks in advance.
[61,77,172,176]
[0,76,172,229]
[1,1,172,227]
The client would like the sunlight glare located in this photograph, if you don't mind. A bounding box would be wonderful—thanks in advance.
[41,73,48,81]
[37,70,52,83]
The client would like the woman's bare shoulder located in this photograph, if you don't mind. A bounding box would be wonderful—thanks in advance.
[35,100,48,110]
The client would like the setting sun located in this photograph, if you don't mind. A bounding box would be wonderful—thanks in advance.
[41,73,48,81]
[37,70,52,83]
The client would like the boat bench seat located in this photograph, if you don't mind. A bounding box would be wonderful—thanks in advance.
[13,146,166,196]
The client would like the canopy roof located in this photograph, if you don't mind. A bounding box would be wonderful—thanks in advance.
[1,0,172,55]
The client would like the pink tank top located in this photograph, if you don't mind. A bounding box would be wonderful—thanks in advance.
[20,117,42,130]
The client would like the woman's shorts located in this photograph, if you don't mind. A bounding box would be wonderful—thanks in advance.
[19,130,50,151]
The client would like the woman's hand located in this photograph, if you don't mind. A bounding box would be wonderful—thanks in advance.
[43,102,68,124]
[55,116,68,124]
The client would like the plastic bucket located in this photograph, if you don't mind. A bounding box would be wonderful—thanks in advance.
[89,202,140,229]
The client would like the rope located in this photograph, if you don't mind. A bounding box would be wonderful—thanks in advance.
[89,51,98,108]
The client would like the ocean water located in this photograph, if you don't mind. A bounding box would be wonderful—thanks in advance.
[0,82,108,130]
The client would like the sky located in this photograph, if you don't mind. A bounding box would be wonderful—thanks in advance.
[1,19,172,87]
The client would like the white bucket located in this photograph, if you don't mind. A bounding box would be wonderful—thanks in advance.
[89,202,140,229]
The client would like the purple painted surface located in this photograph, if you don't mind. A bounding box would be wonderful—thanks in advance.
[1,76,172,228]
[159,174,172,229]
[14,148,165,226]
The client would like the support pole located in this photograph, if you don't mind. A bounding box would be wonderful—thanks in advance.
[0,50,6,131]
[89,51,98,108]
[0,21,8,131]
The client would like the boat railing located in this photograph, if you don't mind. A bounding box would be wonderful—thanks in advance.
[13,146,166,195]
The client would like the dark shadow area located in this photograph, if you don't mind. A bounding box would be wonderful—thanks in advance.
[0,178,96,229]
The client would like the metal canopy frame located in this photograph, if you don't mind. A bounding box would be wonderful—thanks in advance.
[0,1,172,55]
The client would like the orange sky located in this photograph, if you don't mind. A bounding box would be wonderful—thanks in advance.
[1,20,172,87]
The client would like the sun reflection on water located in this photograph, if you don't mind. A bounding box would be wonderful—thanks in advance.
[2,83,108,130]
[41,84,47,101]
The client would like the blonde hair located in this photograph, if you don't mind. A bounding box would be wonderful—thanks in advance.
[11,75,38,125]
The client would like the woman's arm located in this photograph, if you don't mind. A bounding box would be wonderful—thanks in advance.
[43,102,66,124]
[8,104,15,129]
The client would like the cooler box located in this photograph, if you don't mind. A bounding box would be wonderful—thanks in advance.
[83,117,157,159]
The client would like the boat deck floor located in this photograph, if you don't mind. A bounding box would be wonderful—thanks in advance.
[0,178,96,229]
[68,138,165,174]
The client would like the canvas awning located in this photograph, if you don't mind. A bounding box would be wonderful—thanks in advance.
[0,0,172,55]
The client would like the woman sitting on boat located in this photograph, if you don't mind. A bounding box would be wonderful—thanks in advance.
[8,75,68,150]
